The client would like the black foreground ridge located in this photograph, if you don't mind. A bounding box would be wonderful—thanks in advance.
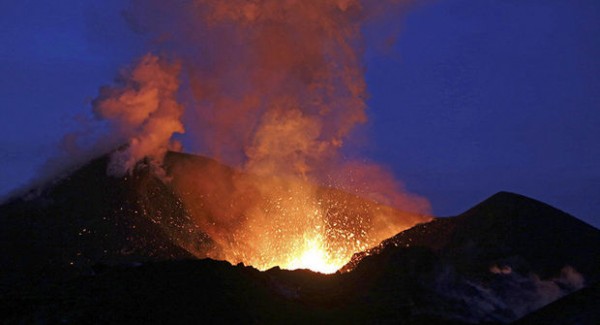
[1,152,599,324]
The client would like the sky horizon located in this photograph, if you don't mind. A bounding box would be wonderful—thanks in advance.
[1,0,599,227]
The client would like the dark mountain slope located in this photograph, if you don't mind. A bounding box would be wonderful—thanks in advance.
[0,154,200,293]
[515,281,600,325]
[337,192,600,322]
[344,192,600,281]
[2,151,599,324]
[0,257,467,324]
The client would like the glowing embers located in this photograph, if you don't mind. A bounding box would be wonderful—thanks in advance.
[276,205,368,274]
[243,187,371,274]
[221,180,369,274]
[170,166,423,275]
[245,187,357,274]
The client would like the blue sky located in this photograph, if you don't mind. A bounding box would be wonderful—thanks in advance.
[1,0,599,227]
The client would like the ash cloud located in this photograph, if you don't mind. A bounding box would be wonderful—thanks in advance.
[112,0,430,268]
[119,0,428,202]
[24,0,430,270]
[123,0,414,175]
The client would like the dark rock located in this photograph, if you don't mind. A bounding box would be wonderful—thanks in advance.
[2,150,599,324]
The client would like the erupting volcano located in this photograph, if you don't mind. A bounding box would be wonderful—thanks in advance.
[3,0,599,323]
[76,0,431,273]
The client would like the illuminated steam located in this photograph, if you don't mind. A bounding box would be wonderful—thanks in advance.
[75,0,430,272]
[92,54,184,176]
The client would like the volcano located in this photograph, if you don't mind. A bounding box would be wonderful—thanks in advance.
[1,152,599,324]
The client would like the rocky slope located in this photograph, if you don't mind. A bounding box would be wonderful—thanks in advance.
[1,152,599,323]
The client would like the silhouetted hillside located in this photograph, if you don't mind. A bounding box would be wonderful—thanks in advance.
[0,154,203,292]
[336,192,600,322]
[1,152,599,324]
[345,191,600,280]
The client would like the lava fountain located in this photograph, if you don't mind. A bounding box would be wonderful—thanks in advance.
[166,157,429,274]
[88,0,431,273]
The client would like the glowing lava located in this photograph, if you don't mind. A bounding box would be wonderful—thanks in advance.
[168,165,429,275]
[284,235,342,274]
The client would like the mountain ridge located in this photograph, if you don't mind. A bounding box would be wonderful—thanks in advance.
[342,190,600,278]
[1,151,599,323]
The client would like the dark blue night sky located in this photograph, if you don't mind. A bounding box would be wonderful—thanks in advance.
[1,0,599,227]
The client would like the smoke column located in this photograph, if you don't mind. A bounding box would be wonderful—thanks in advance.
[86,0,430,271]
[93,54,184,176]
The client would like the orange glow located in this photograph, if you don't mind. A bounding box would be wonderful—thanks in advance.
[100,1,431,273]
[166,159,429,274]
[285,234,340,274]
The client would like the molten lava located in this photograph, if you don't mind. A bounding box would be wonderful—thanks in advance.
[285,235,341,274]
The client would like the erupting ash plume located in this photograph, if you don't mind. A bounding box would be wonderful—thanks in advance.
[82,0,430,273]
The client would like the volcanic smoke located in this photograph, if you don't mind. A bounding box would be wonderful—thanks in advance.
[86,0,430,273]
